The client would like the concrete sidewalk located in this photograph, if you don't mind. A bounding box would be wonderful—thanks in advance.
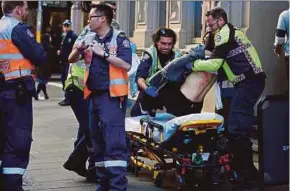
[23,85,175,191]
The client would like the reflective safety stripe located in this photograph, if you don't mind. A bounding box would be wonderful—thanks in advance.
[274,36,285,45]
[4,69,32,78]
[226,43,251,58]
[0,53,24,60]
[110,79,128,85]
[95,160,127,168]
[221,80,234,88]
[2,167,26,175]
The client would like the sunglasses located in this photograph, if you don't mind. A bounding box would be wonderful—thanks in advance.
[89,15,104,20]
[207,19,218,28]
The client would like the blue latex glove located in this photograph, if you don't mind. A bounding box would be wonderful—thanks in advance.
[145,86,159,98]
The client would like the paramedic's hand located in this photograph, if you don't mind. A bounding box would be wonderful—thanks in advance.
[274,44,283,57]
[91,43,105,57]
[145,86,159,98]
[76,40,89,53]
[188,44,205,59]
[185,62,194,72]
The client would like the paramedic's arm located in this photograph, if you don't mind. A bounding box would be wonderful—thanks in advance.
[192,58,224,72]
[68,45,83,63]
[136,52,152,91]
[190,43,228,72]
[274,11,287,56]
[12,23,47,67]
[191,29,231,72]
[68,26,91,63]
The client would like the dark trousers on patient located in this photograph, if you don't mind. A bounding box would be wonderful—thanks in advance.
[131,83,203,117]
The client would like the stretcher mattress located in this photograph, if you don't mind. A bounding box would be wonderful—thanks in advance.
[125,112,224,142]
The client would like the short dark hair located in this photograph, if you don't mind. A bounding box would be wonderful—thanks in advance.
[152,27,177,45]
[103,1,116,8]
[206,7,228,23]
[1,1,24,15]
[91,3,113,24]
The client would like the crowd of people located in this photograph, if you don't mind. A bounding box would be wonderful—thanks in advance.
[0,0,288,191]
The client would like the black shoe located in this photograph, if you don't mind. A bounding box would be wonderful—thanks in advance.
[58,99,70,106]
[86,168,96,183]
[63,160,87,177]
[86,174,96,183]
[44,95,49,100]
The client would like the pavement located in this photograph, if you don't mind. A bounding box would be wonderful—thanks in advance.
[21,82,288,191]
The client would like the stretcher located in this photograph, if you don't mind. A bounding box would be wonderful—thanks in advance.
[125,112,233,189]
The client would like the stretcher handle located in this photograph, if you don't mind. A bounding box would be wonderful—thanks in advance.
[140,118,164,132]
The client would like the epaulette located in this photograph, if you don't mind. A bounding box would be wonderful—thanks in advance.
[118,32,126,38]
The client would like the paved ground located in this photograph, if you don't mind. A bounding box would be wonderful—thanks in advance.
[22,83,289,191]
[23,83,176,191]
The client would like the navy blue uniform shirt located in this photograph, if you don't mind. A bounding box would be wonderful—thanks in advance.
[136,50,175,82]
[6,22,47,92]
[87,27,132,91]
[60,30,77,63]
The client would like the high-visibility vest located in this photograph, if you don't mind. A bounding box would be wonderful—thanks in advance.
[145,45,181,78]
[83,29,129,99]
[0,16,35,81]
[64,60,85,91]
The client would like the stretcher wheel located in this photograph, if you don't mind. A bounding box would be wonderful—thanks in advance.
[176,174,186,190]
[153,172,163,187]
[127,162,141,174]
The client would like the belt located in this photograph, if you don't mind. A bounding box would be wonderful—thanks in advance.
[90,89,109,96]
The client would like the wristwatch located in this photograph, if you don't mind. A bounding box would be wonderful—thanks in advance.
[103,52,110,59]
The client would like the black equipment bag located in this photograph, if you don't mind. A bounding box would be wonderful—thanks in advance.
[257,94,289,190]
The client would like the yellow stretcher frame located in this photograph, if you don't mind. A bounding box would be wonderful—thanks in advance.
[127,118,223,187]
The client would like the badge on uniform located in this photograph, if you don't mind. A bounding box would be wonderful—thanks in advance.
[142,53,150,61]
[0,60,10,72]
[215,35,221,42]
[122,40,130,48]
[118,32,126,38]
[68,38,72,43]
[27,29,34,38]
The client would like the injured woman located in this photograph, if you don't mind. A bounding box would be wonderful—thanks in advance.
[130,44,216,117]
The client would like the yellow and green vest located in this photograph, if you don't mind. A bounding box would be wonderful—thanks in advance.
[64,60,86,91]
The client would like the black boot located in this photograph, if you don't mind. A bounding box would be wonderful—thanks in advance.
[230,137,259,186]
[63,159,87,177]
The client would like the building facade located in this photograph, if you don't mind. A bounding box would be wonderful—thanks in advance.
[70,1,288,97]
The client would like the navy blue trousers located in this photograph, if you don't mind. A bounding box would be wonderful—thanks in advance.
[228,77,265,137]
[0,89,33,191]
[89,91,128,191]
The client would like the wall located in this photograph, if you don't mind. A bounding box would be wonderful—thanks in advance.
[246,1,289,95]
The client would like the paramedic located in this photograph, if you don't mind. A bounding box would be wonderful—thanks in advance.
[0,1,47,190]
[185,7,265,184]
[70,4,132,190]
[131,27,203,117]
